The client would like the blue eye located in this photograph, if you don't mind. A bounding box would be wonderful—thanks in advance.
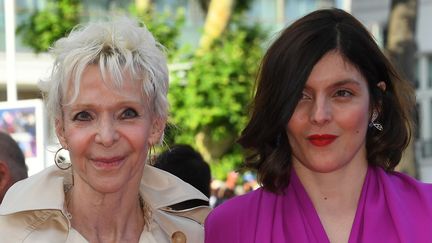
[73,111,92,121]
[121,108,138,119]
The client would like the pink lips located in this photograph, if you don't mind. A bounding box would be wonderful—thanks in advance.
[307,134,337,147]
[92,156,124,169]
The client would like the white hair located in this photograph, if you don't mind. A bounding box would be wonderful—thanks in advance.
[39,17,169,122]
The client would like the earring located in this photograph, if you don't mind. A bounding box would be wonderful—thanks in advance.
[147,145,156,165]
[369,111,383,131]
[54,147,72,170]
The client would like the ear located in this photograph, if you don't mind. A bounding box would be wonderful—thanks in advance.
[0,161,12,201]
[148,117,167,146]
[55,118,68,149]
[370,81,386,116]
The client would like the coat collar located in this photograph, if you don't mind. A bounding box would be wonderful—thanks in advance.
[0,165,208,215]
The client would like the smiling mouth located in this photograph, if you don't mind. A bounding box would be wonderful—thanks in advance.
[92,156,124,169]
[307,134,337,147]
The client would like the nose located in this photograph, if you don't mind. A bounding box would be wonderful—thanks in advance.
[95,116,120,147]
[309,97,331,126]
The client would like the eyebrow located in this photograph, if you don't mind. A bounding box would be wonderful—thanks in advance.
[304,79,362,90]
[64,100,144,110]
[332,79,362,87]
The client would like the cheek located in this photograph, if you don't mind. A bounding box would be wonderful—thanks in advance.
[287,110,307,134]
[63,125,93,155]
[286,117,303,146]
[122,125,152,149]
[338,107,370,132]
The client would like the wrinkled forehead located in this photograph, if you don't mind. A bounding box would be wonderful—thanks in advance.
[62,64,147,104]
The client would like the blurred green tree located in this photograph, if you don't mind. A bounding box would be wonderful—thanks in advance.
[16,0,82,53]
[16,0,267,180]
[168,12,268,180]
[129,2,186,60]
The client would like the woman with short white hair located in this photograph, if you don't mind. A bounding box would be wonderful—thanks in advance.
[0,17,210,243]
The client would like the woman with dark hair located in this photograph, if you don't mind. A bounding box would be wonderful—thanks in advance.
[205,8,432,243]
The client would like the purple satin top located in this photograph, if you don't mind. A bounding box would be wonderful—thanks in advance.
[205,166,432,242]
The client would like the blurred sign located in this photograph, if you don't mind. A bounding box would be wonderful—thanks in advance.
[0,99,46,175]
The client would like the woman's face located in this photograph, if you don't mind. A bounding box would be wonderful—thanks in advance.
[56,64,164,193]
[286,51,370,174]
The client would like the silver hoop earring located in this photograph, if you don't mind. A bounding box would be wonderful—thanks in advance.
[369,111,383,131]
[54,147,72,170]
[147,145,156,165]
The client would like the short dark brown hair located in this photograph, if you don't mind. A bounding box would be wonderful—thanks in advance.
[238,8,415,193]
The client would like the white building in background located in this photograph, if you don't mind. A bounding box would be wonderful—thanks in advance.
[349,0,432,181]
[1,0,431,179]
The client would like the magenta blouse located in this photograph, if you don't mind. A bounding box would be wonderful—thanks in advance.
[205,166,432,242]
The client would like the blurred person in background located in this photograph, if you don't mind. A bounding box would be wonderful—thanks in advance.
[212,171,238,208]
[205,8,432,243]
[0,131,28,204]
[154,144,211,207]
[0,17,209,243]
[241,171,258,194]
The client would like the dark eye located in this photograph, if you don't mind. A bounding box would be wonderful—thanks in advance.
[334,89,353,97]
[300,92,312,100]
[121,108,138,119]
[73,111,92,121]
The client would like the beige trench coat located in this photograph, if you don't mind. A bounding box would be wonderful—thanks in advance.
[0,165,211,243]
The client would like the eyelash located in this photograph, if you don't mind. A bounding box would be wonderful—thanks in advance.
[120,108,139,119]
[72,111,92,121]
[300,89,354,100]
[334,89,353,97]
[71,108,139,122]
[301,92,311,100]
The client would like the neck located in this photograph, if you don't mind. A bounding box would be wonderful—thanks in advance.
[293,158,368,243]
[66,181,148,243]
[293,158,368,209]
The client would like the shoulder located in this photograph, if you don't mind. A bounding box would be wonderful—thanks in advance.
[375,166,432,202]
[0,166,70,242]
[376,166,432,190]
[142,165,211,242]
[207,188,263,221]
[0,209,68,242]
[141,165,209,207]
[0,166,68,214]
[204,188,267,242]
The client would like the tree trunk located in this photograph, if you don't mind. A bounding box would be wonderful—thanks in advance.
[386,0,418,177]
[198,0,234,52]
[196,0,210,13]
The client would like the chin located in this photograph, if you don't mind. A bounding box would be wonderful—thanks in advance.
[306,162,347,174]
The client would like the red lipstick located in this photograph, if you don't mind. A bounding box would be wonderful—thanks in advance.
[307,134,337,147]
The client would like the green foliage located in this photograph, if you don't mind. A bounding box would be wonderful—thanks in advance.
[16,0,81,53]
[16,0,268,181]
[168,20,268,180]
[129,6,186,60]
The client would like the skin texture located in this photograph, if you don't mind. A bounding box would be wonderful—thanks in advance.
[287,50,370,175]
[287,51,371,243]
[55,64,165,242]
